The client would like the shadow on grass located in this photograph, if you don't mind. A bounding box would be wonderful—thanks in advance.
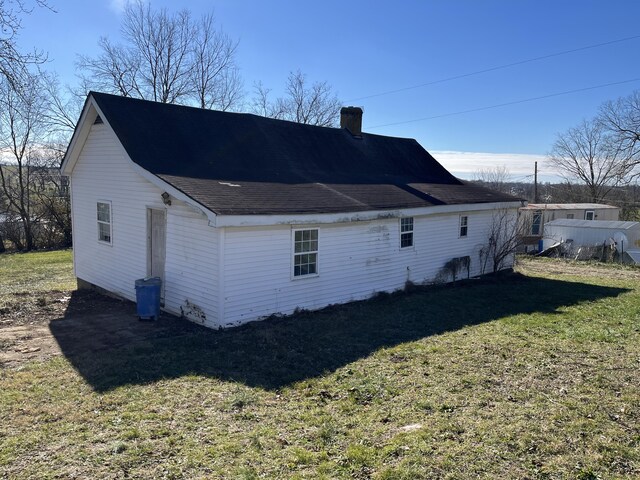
[50,273,629,392]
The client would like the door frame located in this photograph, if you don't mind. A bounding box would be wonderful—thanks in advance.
[146,207,167,303]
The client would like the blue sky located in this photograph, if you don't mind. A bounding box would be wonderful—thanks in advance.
[16,0,640,180]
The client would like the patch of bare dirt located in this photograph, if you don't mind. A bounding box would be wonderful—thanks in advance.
[0,291,73,327]
[0,290,195,368]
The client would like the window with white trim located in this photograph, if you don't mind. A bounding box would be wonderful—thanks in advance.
[585,210,595,220]
[293,229,318,277]
[400,217,414,248]
[459,215,468,237]
[97,201,112,244]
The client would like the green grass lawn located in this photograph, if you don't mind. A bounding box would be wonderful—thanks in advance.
[1,252,639,479]
[0,249,75,312]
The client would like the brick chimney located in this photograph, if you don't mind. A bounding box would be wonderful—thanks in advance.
[340,106,363,137]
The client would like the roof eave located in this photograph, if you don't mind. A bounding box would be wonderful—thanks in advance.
[60,94,99,175]
[212,200,524,227]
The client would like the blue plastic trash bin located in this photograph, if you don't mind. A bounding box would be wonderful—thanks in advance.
[134,277,162,320]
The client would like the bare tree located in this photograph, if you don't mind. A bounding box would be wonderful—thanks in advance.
[473,165,511,193]
[123,1,193,103]
[0,186,8,252]
[78,37,140,98]
[0,75,46,250]
[191,13,242,111]
[30,144,71,247]
[40,70,83,135]
[547,118,635,203]
[77,1,242,109]
[0,0,49,88]
[251,82,286,119]
[251,70,341,126]
[479,208,524,274]
[282,70,341,126]
[0,68,74,251]
[599,90,640,171]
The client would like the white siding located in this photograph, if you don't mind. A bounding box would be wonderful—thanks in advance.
[164,208,218,327]
[221,209,514,327]
[70,123,219,327]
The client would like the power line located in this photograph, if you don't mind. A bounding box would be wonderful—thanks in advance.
[366,77,640,129]
[510,174,535,182]
[347,34,640,102]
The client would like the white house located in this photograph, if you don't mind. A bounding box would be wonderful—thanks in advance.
[61,93,522,329]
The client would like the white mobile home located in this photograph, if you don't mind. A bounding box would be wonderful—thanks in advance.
[520,203,620,251]
[542,219,640,259]
[61,93,522,329]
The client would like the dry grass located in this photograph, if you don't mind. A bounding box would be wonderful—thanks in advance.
[0,252,639,478]
[0,249,75,321]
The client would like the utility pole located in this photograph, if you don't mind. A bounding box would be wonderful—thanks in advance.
[534,161,538,203]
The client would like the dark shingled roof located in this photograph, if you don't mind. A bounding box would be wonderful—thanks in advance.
[90,92,519,215]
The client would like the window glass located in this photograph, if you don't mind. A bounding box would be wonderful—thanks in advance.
[400,217,413,248]
[293,229,318,277]
[97,202,110,223]
[97,202,112,243]
[460,216,468,237]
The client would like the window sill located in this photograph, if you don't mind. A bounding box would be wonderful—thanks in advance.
[291,273,319,281]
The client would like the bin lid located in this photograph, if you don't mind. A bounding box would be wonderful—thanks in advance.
[135,277,162,287]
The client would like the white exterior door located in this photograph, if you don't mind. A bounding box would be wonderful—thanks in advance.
[148,208,167,301]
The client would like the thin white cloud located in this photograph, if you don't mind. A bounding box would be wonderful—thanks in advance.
[431,150,561,182]
[109,0,127,14]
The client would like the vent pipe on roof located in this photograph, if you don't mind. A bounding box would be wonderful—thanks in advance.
[340,106,363,137]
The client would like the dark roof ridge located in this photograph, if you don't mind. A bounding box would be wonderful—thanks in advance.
[88,91,419,142]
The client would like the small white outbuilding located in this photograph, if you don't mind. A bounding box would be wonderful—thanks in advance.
[542,219,640,262]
